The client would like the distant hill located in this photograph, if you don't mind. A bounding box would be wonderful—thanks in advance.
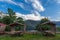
[25,20,40,30]
[25,20,60,30]
[53,21,60,27]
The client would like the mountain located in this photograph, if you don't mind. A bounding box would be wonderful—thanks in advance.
[25,20,40,30]
[25,20,60,31]
[53,21,60,27]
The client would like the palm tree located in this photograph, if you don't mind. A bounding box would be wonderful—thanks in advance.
[7,8,24,24]
[1,8,25,32]
[8,8,16,23]
[1,8,16,24]
[8,8,15,17]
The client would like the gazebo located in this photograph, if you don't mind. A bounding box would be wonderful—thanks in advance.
[9,22,24,31]
[8,22,25,36]
[40,21,56,36]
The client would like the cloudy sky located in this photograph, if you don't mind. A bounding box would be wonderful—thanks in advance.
[0,0,60,21]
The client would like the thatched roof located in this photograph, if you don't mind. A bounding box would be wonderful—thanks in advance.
[9,22,24,27]
[40,21,56,25]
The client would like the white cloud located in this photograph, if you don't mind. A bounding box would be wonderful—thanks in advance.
[0,0,25,10]
[0,0,20,7]
[33,0,44,12]
[0,0,45,21]
[54,0,60,4]
[47,11,60,21]
[0,0,45,11]
[51,18,60,21]
[25,0,44,12]
[55,12,60,21]
[16,12,60,21]
[22,0,45,20]
[16,12,45,21]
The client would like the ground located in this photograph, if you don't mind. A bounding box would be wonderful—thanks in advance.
[0,33,60,40]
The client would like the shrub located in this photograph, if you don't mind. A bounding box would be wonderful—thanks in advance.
[41,25,51,30]
[14,26,21,31]
[56,27,60,31]
[5,26,11,31]
[14,25,23,31]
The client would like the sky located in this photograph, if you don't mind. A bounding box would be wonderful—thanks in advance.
[0,0,60,21]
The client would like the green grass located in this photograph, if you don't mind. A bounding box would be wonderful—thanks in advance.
[0,33,60,40]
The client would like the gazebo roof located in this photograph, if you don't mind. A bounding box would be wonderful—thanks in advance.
[9,22,24,27]
[40,21,56,25]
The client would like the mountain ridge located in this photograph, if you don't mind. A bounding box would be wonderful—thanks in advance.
[25,20,60,30]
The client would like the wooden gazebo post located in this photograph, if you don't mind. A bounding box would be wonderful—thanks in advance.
[51,24,56,34]
[24,24,26,33]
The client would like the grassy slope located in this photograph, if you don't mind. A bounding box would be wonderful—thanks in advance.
[0,34,60,40]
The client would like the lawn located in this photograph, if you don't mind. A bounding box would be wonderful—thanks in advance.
[0,33,60,40]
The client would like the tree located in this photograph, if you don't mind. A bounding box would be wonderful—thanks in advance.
[16,17,25,31]
[0,17,2,22]
[17,17,24,24]
[2,16,11,24]
[40,18,50,24]
[2,8,16,24]
[36,18,50,31]
[3,8,24,30]
[36,18,54,36]
[7,8,24,24]
[8,8,16,23]
[8,8,15,17]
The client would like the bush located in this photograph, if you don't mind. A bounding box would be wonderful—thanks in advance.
[5,26,11,31]
[14,25,23,31]
[57,27,60,31]
[41,25,51,30]
[14,26,21,31]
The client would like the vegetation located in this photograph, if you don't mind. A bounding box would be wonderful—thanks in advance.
[56,27,60,31]
[40,18,50,24]
[0,8,24,25]
[0,8,59,38]
[0,17,2,22]
[14,25,23,31]
[36,18,50,31]
[17,17,24,24]
[40,25,51,30]
[36,18,55,36]
[0,34,60,40]
[2,16,12,24]
[0,8,24,31]
[5,26,11,31]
